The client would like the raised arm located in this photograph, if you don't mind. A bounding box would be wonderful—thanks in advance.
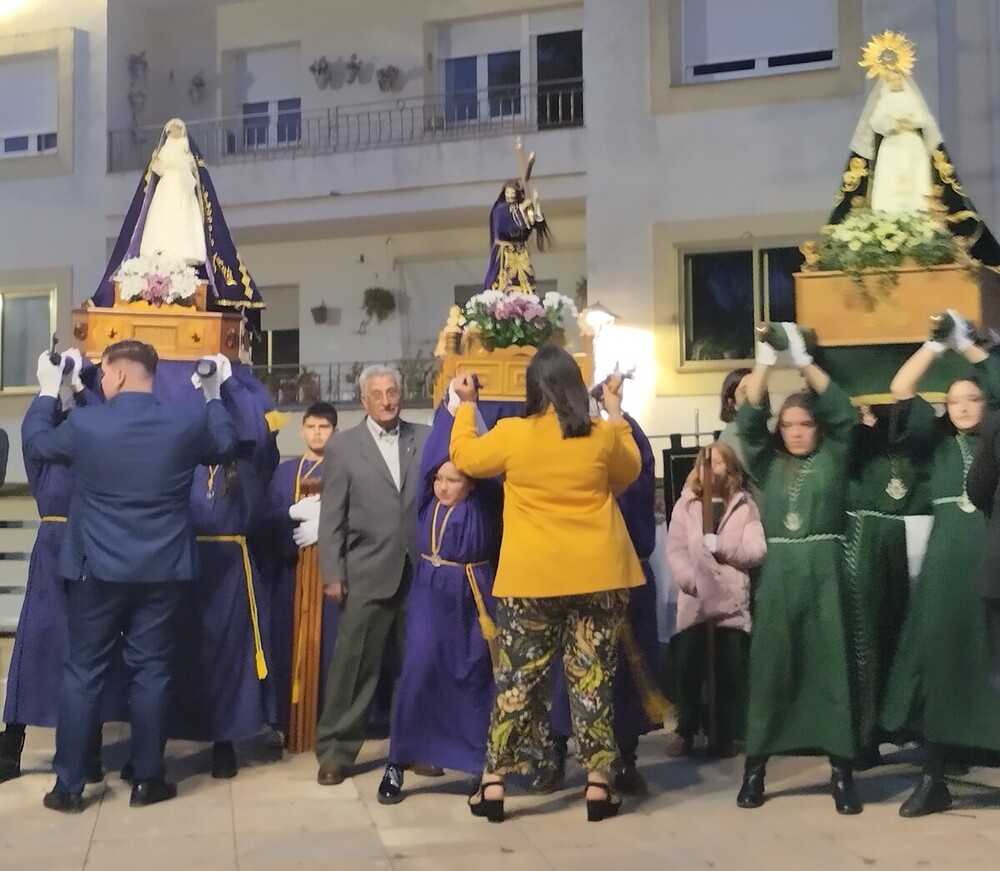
[450,402,511,479]
[419,403,457,514]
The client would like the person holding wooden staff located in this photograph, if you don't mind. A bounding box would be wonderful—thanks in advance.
[736,322,862,814]
[376,382,502,804]
[258,402,339,750]
[881,310,1000,816]
[665,442,763,758]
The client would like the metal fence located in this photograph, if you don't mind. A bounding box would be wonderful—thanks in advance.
[109,78,584,173]
[252,358,440,410]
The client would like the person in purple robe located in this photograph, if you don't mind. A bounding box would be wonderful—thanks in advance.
[482,180,551,293]
[155,365,279,779]
[0,355,128,785]
[537,411,663,796]
[375,396,502,804]
[257,402,339,739]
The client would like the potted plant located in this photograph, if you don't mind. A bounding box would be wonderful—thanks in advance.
[346,53,362,85]
[343,361,363,402]
[362,287,396,322]
[462,289,578,351]
[377,64,400,92]
[299,368,321,404]
[259,370,282,406]
[309,56,331,89]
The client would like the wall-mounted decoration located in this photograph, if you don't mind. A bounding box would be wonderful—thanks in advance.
[345,53,362,85]
[188,72,206,105]
[362,286,396,322]
[376,64,400,92]
[309,56,331,89]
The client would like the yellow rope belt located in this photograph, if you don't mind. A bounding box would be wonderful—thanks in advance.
[420,553,498,668]
[39,516,67,522]
[197,534,268,680]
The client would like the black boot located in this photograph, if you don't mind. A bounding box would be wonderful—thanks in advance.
[830,757,863,815]
[211,742,238,779]
[736,756,766,808]
[899,775,953,817]
[0,725,26,784]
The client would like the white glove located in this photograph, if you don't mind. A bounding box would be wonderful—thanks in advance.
[191,367,222,401]
[947,308,974,353]
[446,377,461,415]
[62,347,85,392]
[293,517,319,548]
[784,323,814,370]
[37,351,64,398]
[288,494,321,523]
[755,340,778,368]
[213,353,234,385]
[703,533,719,554]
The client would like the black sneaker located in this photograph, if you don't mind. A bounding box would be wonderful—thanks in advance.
[377,764,405,805]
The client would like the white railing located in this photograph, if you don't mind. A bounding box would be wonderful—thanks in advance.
[109,78,584,173]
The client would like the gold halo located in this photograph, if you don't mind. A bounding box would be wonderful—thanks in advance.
[859,30,915,79]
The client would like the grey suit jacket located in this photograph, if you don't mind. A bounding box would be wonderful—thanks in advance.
[318,417,430,603]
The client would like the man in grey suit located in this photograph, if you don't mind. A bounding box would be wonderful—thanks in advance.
[315,365,430,784]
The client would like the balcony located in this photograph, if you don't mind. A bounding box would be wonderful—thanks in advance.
[108,78,584,174]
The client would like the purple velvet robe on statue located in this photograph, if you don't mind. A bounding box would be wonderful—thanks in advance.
[549,413,662,744]
[482,194,536,292]
[387,404,501,774]
[166,366,279,742]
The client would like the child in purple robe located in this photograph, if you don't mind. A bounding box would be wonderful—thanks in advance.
[376,399,501,804]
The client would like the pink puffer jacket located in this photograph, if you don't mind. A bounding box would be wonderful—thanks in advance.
[666,487,766,633]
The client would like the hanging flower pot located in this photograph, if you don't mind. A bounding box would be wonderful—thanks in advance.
[310,303,329,324]
[362,287,396,322]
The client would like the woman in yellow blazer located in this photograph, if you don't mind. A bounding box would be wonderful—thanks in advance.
[450,346,645,823]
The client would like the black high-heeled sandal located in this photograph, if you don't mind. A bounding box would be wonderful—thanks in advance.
[585,780,622,822]
[468,779,505,823]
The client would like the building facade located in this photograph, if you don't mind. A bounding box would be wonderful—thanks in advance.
[1,0,999,483]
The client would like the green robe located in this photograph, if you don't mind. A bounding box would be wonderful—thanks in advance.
[882,359,1000,751]
[737,383,856,759]
[842,423,925,750]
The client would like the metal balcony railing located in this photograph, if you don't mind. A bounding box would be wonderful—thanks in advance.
[252,358,440,410]
[108,78,584,173]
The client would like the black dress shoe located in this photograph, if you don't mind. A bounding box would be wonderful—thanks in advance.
[899,776,953,818]
[130,778,178,808]
[43,789,85,814]
[0,727,25,784]
[613,764,649,797]
[211,742,238,779]
[377,764,405,805]
[830,763,863,815]
[736,764,766,809]
[409,763,444,777]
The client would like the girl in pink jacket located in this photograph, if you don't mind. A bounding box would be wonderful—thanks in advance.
[665,443,766,757]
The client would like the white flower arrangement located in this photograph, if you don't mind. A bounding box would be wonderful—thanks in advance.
[114,252,200,306]
[463,289,578,349]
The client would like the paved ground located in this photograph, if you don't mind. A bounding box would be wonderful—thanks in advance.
[3,727,1000,870]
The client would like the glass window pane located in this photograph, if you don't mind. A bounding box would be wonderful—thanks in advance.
[536,30,583,128]
[444,56,478,122]
[684,251,754,361]
[270,329,300,366]
[4,136,29,153]
[242,101,269,148]
[277,98,301,145]
[2,294,51,389]
[487,50,520,117]
[762,246,804,323]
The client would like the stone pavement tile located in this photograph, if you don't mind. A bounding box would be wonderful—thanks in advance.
[237,826,388,866]
[380,822,539,859]
[233,795,374,834]
[390,853,553,871]
[90,778,233,841]
[1,845,88,871]
[84,834,237,870]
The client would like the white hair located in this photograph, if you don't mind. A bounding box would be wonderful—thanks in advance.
[359,364,402,395]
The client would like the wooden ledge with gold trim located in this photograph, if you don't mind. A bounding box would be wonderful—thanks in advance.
[794,262,1000,346]
[433,342,594,406]
[72,283,243,362]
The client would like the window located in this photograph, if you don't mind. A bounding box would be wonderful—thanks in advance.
[276,98,301,145]
[251,328,300,368]
[0,51,59,161]
[536,30,583,128]
[242,101,269,148]
[682,245,803,362]
[444,56,478,122]
[37,132,57,152]
[0,288,54,390]
[487,50,521,118]
[3,136,28,154]
[680,0,837,83]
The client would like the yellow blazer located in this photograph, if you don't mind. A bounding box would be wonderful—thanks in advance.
[450,403,645,598]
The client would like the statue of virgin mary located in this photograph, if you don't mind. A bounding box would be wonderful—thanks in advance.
[93,118,265,328]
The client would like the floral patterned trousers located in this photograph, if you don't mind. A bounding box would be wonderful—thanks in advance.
[486,589,629,775]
